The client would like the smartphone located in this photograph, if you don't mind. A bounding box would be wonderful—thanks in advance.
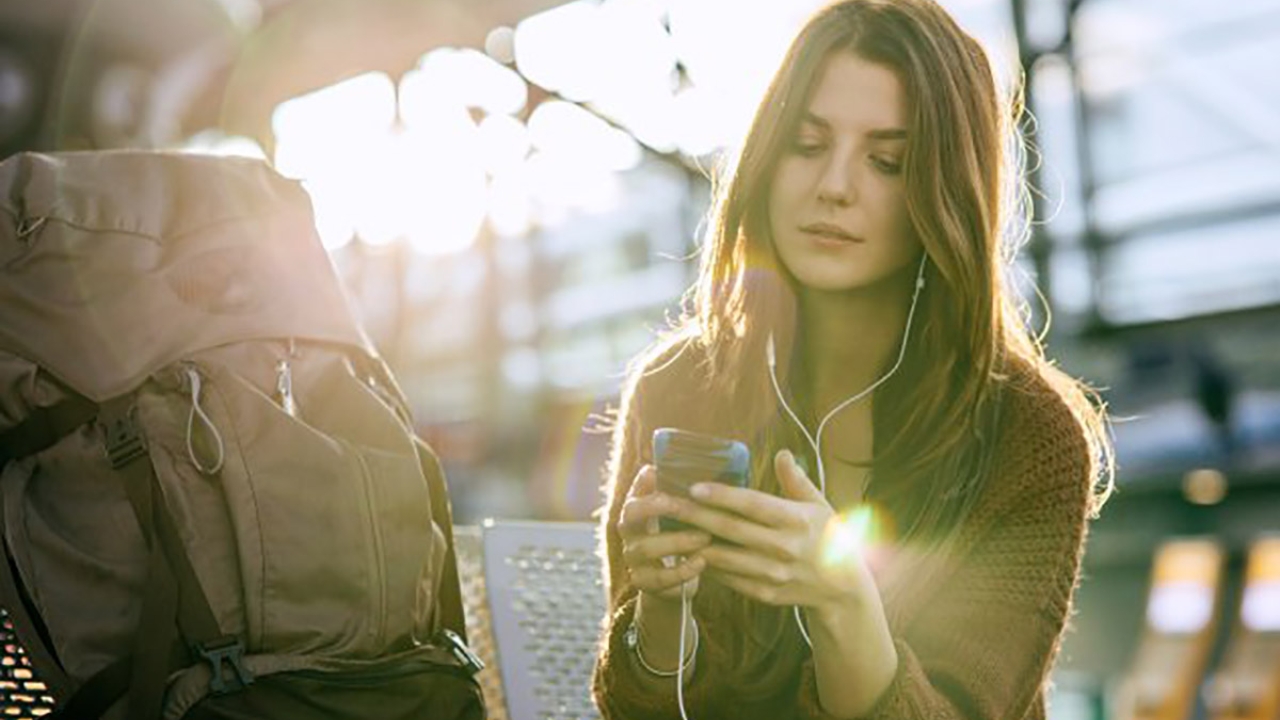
[653,428,750,533]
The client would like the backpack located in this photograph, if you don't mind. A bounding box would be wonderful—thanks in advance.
[0,150,485,720]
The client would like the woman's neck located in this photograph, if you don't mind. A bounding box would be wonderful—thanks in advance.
[797,270,914,417]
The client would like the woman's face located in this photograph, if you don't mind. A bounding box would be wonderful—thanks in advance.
[768,52,921,293]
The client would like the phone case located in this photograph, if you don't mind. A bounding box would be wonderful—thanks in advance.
[653,428,750,533]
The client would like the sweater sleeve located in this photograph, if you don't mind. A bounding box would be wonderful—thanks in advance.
[598,361,648,611]
[591,343,718,720]
[796,398,1093,720]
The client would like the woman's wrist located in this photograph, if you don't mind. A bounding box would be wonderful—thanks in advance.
[636,589,684,626]
[633,592,691,654]
[626,614,699,676]
[629,590,700,679]
[809,589,869,635]
[807,591,899,717]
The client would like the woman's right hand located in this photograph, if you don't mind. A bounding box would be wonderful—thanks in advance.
[617,464,711,602]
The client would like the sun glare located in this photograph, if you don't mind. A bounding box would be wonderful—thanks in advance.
[821,506,880,568]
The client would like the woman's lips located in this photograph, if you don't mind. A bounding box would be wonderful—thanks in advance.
[800,223,864,244]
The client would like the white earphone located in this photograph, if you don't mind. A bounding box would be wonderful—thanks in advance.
[767,252,927,646]
[667,254,928,720]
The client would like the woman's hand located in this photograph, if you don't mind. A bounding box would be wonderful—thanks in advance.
[668,450,877,614]
[616,464,712,601]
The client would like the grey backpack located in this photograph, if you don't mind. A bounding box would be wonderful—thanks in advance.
[0,150,484,719]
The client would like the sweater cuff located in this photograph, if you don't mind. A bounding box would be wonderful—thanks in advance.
[796,638,924,720]
[858,639,932,720]
[592,596,705,719]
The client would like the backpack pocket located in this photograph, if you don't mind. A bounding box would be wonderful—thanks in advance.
[134,341,441,659]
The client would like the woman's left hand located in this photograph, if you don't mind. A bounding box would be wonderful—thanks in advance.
[668,449,877,613]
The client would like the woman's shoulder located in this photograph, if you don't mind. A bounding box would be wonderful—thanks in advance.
[621,328,709,405]
[986,355,1094,507]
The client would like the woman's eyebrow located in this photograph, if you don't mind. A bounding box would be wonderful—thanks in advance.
[799,112,830,131]
[799,113,907,141]
[866,128,908,140]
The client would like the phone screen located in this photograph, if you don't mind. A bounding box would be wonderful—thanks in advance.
[653,428,749,533]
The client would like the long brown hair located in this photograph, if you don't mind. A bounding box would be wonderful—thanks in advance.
[638,0,1113,687]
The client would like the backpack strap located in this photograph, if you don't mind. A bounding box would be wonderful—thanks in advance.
[414,437,469,642]
[0,394,98,468]
[0,394,247,719]
[1,378,473,714]
[99,397,252,717]
[0,394,166,719]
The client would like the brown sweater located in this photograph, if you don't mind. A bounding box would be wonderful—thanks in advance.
[591,339,1094,720]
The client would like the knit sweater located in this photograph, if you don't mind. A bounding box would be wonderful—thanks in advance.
[591,339,1094,720]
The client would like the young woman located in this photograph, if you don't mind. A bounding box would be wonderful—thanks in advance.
[591,1,1113,719]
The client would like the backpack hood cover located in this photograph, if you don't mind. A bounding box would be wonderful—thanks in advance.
[0,150,373,400]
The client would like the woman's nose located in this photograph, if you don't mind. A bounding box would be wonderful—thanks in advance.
[816,159,856,207]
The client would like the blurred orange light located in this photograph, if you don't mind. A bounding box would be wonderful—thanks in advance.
[1183,468,1228,506]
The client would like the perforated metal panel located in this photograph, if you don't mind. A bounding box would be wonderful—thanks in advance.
[480,521,604,720]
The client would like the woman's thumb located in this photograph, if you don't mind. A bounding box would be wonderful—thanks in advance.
[775,450,822,500]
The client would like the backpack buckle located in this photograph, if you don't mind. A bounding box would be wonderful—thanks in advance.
[196,635,254,695]
[103,413,147,469]
[437,629,485,676]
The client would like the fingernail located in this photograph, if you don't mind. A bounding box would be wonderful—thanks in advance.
[690,483,710,499]
[779,449,794,467]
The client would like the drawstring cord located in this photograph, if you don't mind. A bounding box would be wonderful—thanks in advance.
[184,366,225,475]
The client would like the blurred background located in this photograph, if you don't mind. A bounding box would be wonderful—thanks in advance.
[1,0,1278,718]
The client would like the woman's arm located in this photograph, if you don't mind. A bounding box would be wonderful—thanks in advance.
[682,410,1091,719]
[806,586,899,718]
[591,353,715,720]
[683,450,901,717]
[797,418,1093,720]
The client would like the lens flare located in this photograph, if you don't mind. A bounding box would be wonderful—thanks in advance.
[820,505,886,570]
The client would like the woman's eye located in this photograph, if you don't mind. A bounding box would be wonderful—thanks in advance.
[871,156,903,175]
[790,139,825,157]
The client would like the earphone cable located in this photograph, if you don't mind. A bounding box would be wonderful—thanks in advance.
[766,255,927,648]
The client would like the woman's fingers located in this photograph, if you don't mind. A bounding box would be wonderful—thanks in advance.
[631,464,658,496]
[701,542,793,585]
[618,466,672,538]
[618,494,664,537]
[630,554,706,594]
[773,449,826,503]
[687,483,807,530]
[707,568,790,607]
[622,530,712,566]
[616,465,711,596]
[665,496,795,557]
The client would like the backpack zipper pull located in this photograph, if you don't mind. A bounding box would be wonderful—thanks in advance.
[276,358,297,417]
